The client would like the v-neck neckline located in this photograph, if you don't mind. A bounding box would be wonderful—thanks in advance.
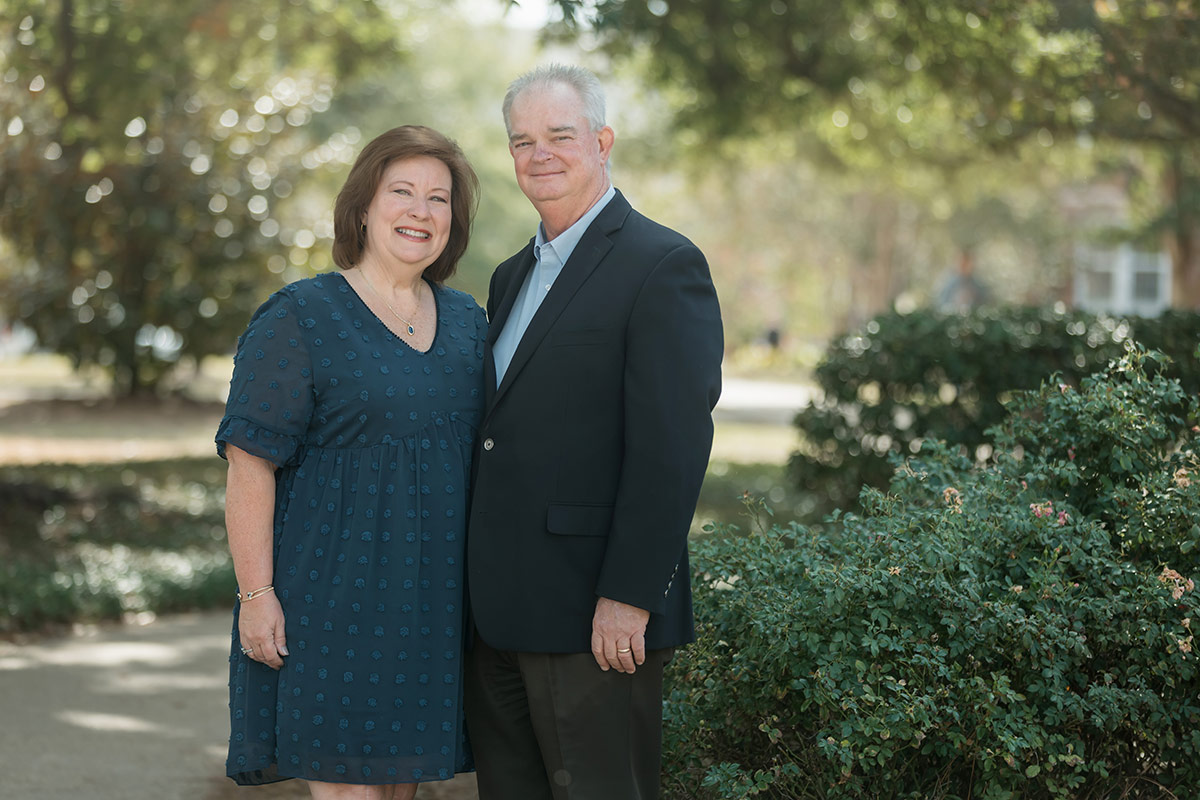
[333,271,440,355]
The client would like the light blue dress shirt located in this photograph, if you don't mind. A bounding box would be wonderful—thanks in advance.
[492,185,617,387]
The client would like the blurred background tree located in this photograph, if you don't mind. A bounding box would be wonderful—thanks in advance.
[0,0,398,395]
[1,0,1197,394]
[546,0,1200,333]
[325,12,542,299]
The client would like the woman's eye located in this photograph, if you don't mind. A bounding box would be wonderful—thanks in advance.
[431,196,449,203]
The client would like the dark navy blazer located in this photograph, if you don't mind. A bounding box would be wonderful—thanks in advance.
[466,190,724,653]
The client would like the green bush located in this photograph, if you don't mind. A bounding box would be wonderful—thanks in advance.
[790,306,1200,521]
[667,345,1200,799]
[0,459,233,633]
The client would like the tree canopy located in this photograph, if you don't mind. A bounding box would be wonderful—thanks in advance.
[547,0,1199,151]
[547,0,1200,308]
[0,0,398,394]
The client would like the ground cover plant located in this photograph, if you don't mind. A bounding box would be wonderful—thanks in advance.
[667,345,1200,799]
[0,458,232,633]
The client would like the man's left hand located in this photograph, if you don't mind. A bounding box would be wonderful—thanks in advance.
[591,596,650,674]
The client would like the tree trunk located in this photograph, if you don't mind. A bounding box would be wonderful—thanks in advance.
[843,193,900,330]
[1166,150,1200,308]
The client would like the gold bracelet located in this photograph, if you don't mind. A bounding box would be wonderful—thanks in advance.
[236,585,274,602]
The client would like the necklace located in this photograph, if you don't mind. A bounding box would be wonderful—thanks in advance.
[358,269,421,336]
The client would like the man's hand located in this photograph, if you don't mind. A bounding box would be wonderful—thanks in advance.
[591,596,650,674]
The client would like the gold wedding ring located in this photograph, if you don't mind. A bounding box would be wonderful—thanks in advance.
[617,647,632,654]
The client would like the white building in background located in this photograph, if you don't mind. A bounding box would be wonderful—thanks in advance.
[1073,244,1172,317]
[1061,180,1172,318]
[0,318,36,357]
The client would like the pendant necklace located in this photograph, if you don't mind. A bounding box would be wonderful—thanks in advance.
[359,269,421,336]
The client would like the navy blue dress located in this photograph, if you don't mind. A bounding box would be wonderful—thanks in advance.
[215,272,485,786]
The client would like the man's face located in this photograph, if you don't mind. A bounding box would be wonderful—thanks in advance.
[507,82,614,218]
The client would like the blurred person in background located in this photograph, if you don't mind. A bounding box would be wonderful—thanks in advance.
[215,124,483,800]
[936,248,992,313]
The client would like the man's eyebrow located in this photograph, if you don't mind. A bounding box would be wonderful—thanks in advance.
[509,124,578,143]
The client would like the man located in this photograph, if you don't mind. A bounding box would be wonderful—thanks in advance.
[465,64,723,800]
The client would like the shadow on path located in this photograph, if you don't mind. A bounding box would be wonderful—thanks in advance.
[0,612,478,800]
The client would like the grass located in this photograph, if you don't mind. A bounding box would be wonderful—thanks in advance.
[0,354,228,464]
[0,352,232,401]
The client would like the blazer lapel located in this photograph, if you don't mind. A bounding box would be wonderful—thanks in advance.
[483,240,535,408]
[487,239,536,346]
[490,191,632,411]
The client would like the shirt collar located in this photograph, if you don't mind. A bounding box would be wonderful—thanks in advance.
[534,184,617,263]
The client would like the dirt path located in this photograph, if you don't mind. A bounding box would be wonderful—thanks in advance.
[0,395,225,465]
[0,612,478,800]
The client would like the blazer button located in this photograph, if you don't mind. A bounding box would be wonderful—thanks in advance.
[483,438,495,451]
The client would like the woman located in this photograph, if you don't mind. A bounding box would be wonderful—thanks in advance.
[216,125,483,799]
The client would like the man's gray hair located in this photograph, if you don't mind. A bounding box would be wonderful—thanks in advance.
[502,64,607,136]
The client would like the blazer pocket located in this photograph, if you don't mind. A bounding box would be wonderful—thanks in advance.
[546,503,614,537]
[549,327,609,347]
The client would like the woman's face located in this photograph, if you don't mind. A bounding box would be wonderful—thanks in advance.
[361,156,452,272]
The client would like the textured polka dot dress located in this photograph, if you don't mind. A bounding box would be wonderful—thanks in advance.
[215,272,485,786]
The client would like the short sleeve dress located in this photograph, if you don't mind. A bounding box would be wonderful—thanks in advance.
[215,272,485,786]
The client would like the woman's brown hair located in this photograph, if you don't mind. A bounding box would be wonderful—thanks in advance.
[331,125,479,283]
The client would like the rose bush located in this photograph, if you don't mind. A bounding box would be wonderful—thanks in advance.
[790,307,1200,521]
[668,345,1200,799]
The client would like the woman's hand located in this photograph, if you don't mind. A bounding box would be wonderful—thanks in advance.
[224,445,288,669]
[238,592,289,670]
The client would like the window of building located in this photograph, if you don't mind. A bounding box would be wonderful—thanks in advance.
[1073,244,1170,317]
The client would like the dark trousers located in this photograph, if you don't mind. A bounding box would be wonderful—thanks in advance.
[464,633,672,800]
